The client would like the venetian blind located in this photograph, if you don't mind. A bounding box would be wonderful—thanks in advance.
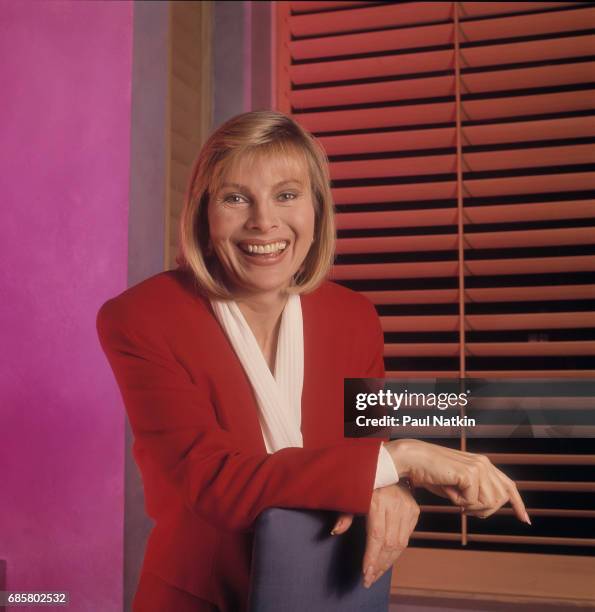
[275,0,595,602]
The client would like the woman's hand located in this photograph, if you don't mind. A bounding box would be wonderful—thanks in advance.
[331,484,420,589]
[385,439,530,523]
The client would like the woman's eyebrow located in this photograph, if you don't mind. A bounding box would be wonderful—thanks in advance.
[273,179,304,188]
[219,179,304,192]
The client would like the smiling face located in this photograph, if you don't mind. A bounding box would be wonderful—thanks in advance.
[207,151,316,300]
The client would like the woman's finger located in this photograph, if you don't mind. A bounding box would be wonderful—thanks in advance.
[441,484,469,506]
[463,465,530,522]
[369,498,419,586]
[330,512,353,535]
[363,504,385,581]
[448,464,480,507]
[463,477,508,518]
[364,507,397,588]
[498,472,531,524]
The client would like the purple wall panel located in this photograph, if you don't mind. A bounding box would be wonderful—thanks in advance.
[0,1,132,609]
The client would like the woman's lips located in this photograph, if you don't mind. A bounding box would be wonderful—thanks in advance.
[236,241,290,266]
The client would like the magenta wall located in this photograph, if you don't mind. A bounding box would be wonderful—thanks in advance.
[0,1,132,609]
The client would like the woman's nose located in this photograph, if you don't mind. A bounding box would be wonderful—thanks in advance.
[246,200,279,232]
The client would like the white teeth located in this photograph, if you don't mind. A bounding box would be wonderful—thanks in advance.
[244,241,288,254]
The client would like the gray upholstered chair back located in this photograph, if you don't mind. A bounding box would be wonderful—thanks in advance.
[248,508,392,612]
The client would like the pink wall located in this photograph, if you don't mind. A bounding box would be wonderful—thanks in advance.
[0,1,132,609]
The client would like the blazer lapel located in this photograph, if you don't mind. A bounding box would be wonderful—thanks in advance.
[176,270,267,455]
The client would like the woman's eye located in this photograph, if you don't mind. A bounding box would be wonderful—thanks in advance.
[223,194,247,204]
[279,192,297,201]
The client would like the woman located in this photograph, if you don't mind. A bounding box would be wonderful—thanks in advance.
[97,111,529,611]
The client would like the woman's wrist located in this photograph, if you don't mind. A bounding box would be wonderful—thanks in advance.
[383,439,417,479]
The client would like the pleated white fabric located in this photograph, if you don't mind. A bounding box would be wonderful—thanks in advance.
[210,294,304,453]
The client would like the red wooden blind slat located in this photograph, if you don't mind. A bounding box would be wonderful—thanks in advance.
[330,155,457,180]
[465,255,595,276]
[290,1,367,13]
[460,5,595,40]
[467,341,595,356]
[362,285,595,305]
[381,315,460,332]
[320,127,457,156]
[362,289,460,304]
[289,2,453,38]
[464,200,595,224]
[465,285,595,303]
[458,2,580,19]
[464,172,595,198]
[465,311,595,330]
[290,49,454,85]
[462,90,595,122]
[333,182,458,205]
[464,226,595,249]
[460,34,595,68]
[296,102,457,133]
[385,343,460,357]
[290,74,455,110]
[290,22,453,60]
[467,370,595,378]
[331,261,459,280]
[336,234,457,254]
[463,117,595,146]
[336,209,458,229]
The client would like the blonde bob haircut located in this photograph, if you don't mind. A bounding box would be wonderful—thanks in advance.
[176,110,336,300]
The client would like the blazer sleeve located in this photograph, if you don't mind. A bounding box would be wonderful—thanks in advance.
[97,298,384,533]
[356,296,399,487]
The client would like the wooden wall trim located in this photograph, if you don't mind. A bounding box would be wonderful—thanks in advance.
[165,0,213,270]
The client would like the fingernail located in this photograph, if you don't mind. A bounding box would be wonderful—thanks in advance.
[524,511,532,525]
[330,529,337,535]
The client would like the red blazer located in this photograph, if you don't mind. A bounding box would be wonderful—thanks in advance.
[96,268,386,611]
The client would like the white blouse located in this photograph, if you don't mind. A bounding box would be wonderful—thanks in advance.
[210,294,398,490]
